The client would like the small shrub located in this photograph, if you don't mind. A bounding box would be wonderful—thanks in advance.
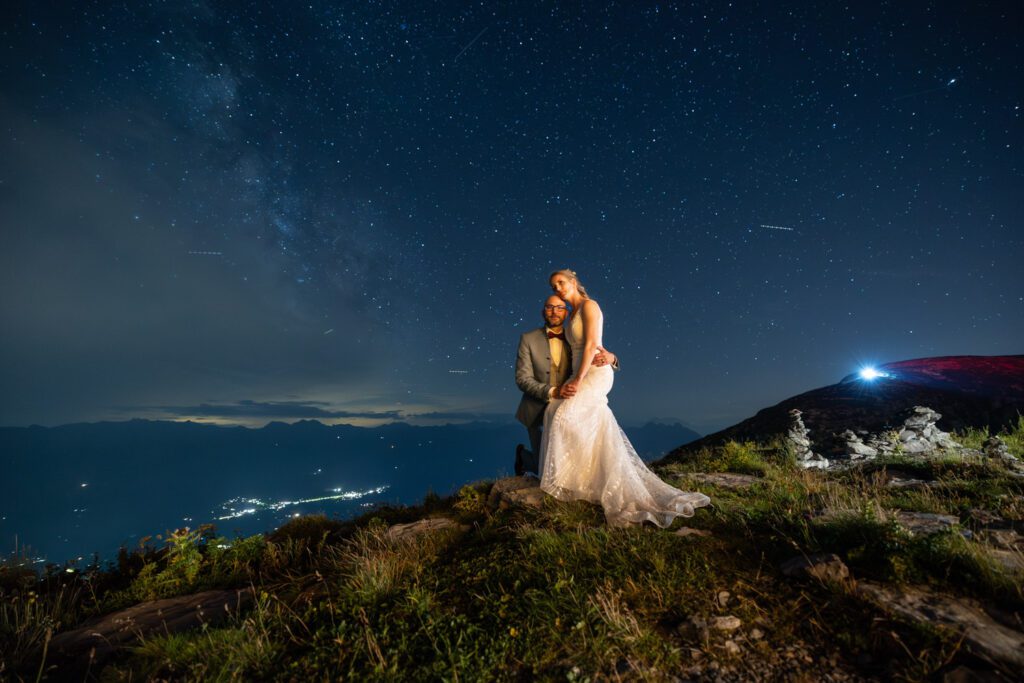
[268,513,345,547]
[453,484,487,516]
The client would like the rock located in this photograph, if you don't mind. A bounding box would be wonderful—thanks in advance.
[886,476,930,489]
[941,665,1005,683]
[893,511,963,537]
[723,639,741,655]
[800,453,830,469]
[502,486,547,509]
[866,433,898,455]
[779,553,850,583]
[983,528,1023,550]
[968,509,1006,526]
[983,436,1018,462]
[902,439,933,453]
[749,627,764,640]
[710,615,742,631]
[48,589,253,677]
[687,472,762,489]
[675,527,713,538]
[786,409,829,469]
[989,549,1024,573]
[486,475,544,512]
[387,517,468,541]
[849,443,879,458]
[857,582,1024,675]
[904,406,941,429]
[841,429,878,459]
[716,590,731,608]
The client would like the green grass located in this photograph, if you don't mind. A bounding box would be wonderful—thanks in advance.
[3,421,1023,680]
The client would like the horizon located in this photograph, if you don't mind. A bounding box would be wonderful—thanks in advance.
[0,414,704,433]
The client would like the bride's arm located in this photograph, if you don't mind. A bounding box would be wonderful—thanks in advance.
[570,299,601,384]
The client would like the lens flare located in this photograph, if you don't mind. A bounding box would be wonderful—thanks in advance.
[859,366,888,381]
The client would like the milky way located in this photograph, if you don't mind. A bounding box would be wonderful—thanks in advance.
[1,2,1021,432]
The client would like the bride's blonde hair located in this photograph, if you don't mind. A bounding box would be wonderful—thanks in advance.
[550,268,590,299]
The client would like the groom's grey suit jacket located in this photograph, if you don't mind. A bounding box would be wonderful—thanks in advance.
[515,327,567,428]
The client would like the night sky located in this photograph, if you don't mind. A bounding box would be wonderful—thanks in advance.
[1,1,1021,434]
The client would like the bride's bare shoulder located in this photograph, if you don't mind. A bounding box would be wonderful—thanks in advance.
[581,299,602,316]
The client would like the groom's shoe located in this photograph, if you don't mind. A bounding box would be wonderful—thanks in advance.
[514,444,526,476]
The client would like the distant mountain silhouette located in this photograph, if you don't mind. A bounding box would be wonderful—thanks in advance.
[661,355,1024,461]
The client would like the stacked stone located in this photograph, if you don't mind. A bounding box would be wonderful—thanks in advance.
[841,429,878,460]
[865,432,897,456]
[983,436,1020,464]
[786,409,828,469]
[896,406,960,454]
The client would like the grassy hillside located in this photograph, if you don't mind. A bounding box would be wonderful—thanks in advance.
[2,421,1022,681]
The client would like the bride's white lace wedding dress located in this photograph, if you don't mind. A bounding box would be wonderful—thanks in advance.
[539,306,710,527]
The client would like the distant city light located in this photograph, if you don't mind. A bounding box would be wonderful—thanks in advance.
[215,485,389,521]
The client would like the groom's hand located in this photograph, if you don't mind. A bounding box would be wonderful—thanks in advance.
[593,347,617,367]
[559,382,578,398]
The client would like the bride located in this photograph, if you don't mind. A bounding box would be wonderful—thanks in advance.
[539,269,711,527]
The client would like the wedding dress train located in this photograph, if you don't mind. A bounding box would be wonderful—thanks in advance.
[539,308,710,527]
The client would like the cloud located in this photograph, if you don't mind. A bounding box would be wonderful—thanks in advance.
[403,411,513,422]
[140,400,403,420]
[117,401,513,423]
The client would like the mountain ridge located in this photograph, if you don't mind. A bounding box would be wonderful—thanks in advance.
[661,354,1024,462]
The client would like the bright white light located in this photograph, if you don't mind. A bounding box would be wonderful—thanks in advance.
[215,486,389,521]
[859,366,888,380]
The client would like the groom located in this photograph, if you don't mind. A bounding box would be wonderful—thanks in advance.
[514,295,618,476]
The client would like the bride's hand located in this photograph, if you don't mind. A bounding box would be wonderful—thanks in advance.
[560,379,580,398]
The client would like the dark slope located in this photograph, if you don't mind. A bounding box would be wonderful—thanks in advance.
[661,355,1024,461]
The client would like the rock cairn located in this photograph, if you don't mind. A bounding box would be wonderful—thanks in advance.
[792,405,1022,469]
[895,406,959,453]
[983,435,1018,463]
[840,430,878,460]
[786,409,828,469]
[839,406,958,460]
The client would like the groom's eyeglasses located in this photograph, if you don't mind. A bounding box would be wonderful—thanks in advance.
[544,305,568,312]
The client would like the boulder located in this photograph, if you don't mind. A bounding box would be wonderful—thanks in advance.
[779,553,850,583]
[387,517,468,542]
[48,589,253,677]
[893,511,965,537]
[857,582,1024,675]
[486,476,546,511]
